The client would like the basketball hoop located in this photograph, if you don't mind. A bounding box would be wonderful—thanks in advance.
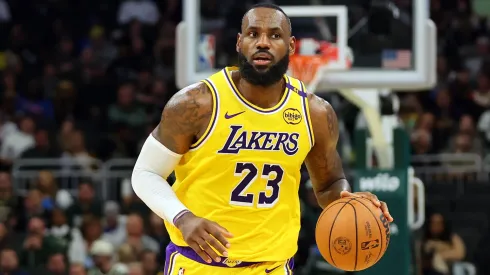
[288,54,330,86]
[288,39,353,92]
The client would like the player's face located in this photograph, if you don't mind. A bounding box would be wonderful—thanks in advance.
[237,8,296,86]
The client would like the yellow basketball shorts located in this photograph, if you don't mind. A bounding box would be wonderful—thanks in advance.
[164,242,294,275]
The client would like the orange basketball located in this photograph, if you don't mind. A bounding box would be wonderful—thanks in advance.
[315,197,390,271]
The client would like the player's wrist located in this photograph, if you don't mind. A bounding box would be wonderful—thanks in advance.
[174,210,193,229]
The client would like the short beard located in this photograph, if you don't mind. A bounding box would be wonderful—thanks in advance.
[238,51,289,87]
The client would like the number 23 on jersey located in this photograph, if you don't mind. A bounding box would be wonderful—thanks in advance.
[230,162,284,208]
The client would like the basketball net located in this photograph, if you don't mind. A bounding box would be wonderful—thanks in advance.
[288,38,353,93]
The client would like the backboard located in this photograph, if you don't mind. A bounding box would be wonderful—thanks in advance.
[176,0,435,91]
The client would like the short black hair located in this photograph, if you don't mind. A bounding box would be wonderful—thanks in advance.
[241,3,292,34]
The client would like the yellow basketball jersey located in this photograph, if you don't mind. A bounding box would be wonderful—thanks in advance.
[164,67,315,262]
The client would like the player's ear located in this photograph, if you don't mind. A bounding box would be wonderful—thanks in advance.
[236,33,242,53]
[289,36,296,56]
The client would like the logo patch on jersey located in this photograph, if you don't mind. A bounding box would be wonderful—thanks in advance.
[265,265,281,273]
[283,108,302,125]
[178,267,185,275]
[217,125,299,156]
[225,111,245,119]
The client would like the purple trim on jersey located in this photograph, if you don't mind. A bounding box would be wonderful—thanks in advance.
[286,82,307,97]
[224,69,291,114]
[172,210,191,225]
[300,82,314,147]
[166,242,261,268]
[190,79,219,149]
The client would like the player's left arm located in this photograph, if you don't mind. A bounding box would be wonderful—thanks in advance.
[305,94,393,222]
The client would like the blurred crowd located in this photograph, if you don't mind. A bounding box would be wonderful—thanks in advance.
[401,0,490,157]
[0,0,487,274]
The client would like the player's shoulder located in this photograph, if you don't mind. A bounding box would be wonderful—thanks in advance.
[305,93,339,141]
[306,93,336,121]
[164,81,213,115]
[161,81,214,133]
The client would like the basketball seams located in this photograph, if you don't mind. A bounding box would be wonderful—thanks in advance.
[323,198,357,268]
[315,200,354,228]
[351,197,384,265]
[348,202,358,271]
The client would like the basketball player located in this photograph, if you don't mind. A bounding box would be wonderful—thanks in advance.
[132,3,393,275]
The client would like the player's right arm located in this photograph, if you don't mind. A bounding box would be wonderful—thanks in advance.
[131,82,232,263]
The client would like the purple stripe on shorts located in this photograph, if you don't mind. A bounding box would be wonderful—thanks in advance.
[288,257,295,273]
[166,242,260,268]
[163,250,177,275]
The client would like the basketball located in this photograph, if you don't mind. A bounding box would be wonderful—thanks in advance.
[315,197,391,271]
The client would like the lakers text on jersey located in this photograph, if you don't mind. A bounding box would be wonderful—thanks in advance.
[164,67,315,263]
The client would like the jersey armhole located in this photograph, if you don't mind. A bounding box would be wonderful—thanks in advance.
[299,81,315,148]
[189,79,219,150]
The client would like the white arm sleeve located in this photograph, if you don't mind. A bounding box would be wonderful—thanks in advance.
[131,135,189,226]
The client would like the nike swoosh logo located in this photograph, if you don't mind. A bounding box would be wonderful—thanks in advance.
[225,111,245,119]
[265,265,280,273]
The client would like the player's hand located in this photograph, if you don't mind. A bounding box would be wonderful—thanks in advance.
[340,191,394,222]
[175,211,234,263]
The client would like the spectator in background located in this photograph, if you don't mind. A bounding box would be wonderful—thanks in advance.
[19,217,64,269]
[101,201,127,249]
[0,116,35,166]
[422,213,465,275]
[446,115,484,155]
[48,208,85,265]
[60,130,93,173]
[34,171,60,212]
[57,119,75,155]
[66,182,102,227]
[45,253,67,275]
[464,36,490,77]
[123,214,159,255]
[117,243,137,265]
[15,79,54,122]
[139,250,158,275]
[20,129,60,160]
[0,248,28,275]
[88,25,118,72]
[411,129,433,155]
[15,189,50,232]
[448,132,474,154]
[76,217,103,267]
[79,47,105,85]
[399,94,423,133]
[88,240,126,275]
[108,83,147,132]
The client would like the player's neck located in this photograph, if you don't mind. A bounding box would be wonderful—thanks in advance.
[236,75,285,109]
